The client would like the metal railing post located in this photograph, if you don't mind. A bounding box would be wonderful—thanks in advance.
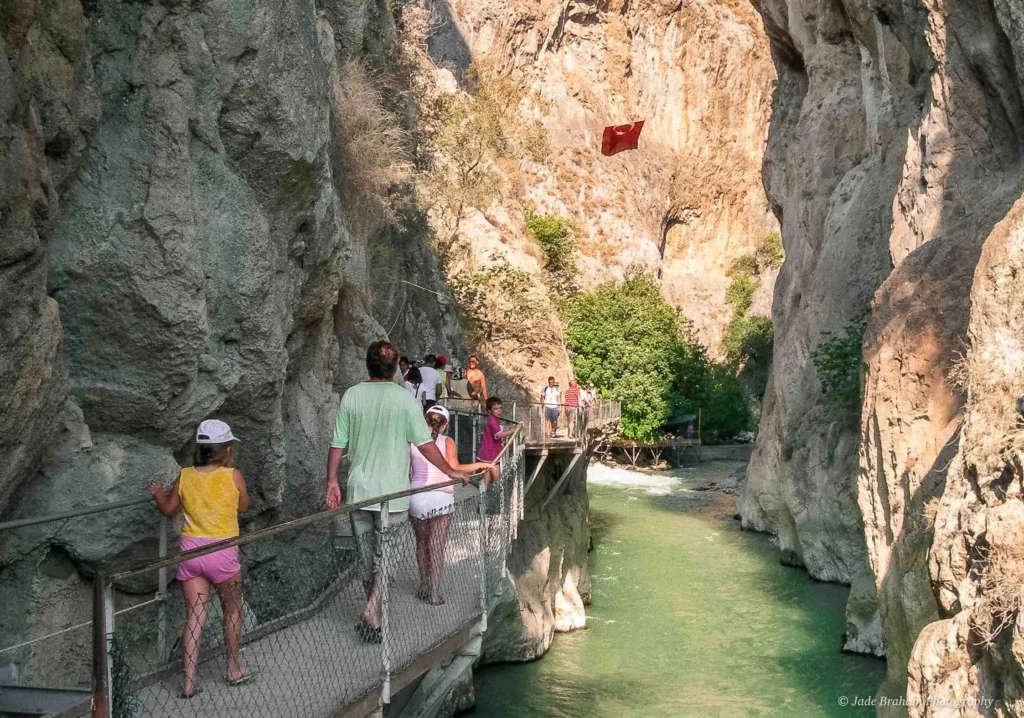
[379,500,391,704]
[477,481,488,631]
[471,414,478,462]
[454,412,461,459]
[91,575,113,718]
[156,515,168,663]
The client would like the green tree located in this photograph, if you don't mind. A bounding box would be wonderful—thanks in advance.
[562,271,751,442]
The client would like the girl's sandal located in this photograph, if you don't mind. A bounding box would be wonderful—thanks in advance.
[226,670,256,687]
[179,687,202,700]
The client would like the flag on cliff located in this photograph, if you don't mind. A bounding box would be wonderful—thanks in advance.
[601,121,645,156]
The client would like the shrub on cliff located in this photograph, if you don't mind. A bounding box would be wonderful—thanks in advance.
[525,212,578,296]
[755,232,785,270]
[418,62,548,270]
[722,249,775,398]
[562,270,751,442]
[810,315,868,421]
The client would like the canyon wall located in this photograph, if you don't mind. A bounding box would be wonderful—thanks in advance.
[740,0,1024,708]
[0,0,465,678]
[413,0,778,356]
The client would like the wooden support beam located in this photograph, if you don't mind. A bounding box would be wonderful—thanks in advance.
[541,452,584,512]
[523,450,549,495]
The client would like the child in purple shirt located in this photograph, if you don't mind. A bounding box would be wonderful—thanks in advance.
[478,397,517,463]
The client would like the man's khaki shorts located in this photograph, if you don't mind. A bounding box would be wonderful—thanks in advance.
[351,509,408,574]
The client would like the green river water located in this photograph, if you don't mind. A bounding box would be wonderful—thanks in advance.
[473,471,886,718]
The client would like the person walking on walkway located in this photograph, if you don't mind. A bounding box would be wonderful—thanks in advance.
[541,377,561,438]
[563,380,581,438]
[410,405,495,605]
[148,420,252,699]
[326,341,469,643]
[420,354,443,410]
[404,365,427,409]
[465,355,488,407]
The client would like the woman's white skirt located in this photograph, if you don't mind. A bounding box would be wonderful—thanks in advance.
[409,490,455,519]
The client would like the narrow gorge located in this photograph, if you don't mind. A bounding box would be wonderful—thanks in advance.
[5,0,1024,714]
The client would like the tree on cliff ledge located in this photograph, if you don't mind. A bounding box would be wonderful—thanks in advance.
[562,270,751,442]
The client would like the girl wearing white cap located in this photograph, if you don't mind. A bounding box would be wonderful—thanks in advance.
[409,405,496,605]
[148,419,252,698]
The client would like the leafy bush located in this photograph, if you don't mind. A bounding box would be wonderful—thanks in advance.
[562,271,751,442]
[526,213,575,271]
[724,272,757,314]
[723,313,774,397]
[810,315,868,421]
[449,254,540,343]
[728,253,759,279]
[756,232,785,270]
[525,212,577,295]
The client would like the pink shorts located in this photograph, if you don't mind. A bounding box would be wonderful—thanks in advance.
[176,536,241,584]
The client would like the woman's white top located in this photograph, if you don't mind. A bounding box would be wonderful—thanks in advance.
[410,434,453,494]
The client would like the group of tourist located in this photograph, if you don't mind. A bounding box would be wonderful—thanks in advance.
[148,341,519,697]
[400,353,489,410]
[539,376,597,438]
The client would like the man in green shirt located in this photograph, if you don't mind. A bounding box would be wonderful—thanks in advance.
[326,341,469,642]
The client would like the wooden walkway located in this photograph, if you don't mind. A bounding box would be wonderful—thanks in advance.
[130,510,484,718]
[594,438,702,466]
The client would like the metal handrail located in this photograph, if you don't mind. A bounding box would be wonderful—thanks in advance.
[0,408,520,700]
[105,419,523,581]
[89,411,525,718]
[0,496,151,533]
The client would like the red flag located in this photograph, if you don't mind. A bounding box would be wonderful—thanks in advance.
[601,121,645,156]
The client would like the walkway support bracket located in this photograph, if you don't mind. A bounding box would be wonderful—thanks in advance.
[523,450,549,496]
[540,452,584,512]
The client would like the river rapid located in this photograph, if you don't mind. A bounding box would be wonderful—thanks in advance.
[473,462,885,717]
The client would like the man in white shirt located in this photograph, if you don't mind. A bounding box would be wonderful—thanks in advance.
[419,354,443,408]
[540,376,561,438]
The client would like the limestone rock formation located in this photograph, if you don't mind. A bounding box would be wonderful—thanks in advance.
[740,0,1024,707]
[0,0,464,671]
[482,452,590,663]
[409,0,778,357]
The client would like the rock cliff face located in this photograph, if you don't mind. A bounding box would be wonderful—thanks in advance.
[414,0,778,355]
[740,0,1024,706]
[482,452,590,663]
[0,0,464,674]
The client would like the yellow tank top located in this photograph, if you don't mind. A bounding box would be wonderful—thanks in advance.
[177,466,240,538]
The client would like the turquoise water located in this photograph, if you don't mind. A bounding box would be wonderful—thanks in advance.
[473,480,885,717]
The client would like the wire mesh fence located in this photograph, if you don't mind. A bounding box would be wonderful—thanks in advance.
[0,503,166,713]
[510,400,619,446]
[91,414,526,718]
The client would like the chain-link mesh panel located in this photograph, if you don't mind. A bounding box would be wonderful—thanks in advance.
[380,490,483,678]
[94,412,526,718]
[107,522,387,718]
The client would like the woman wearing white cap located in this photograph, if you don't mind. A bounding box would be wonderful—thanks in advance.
[409,405,496,605]
[148,419,252,698]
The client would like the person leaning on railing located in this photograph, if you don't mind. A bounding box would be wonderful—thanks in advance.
[325,341,471,644]
[410,405,496,606]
